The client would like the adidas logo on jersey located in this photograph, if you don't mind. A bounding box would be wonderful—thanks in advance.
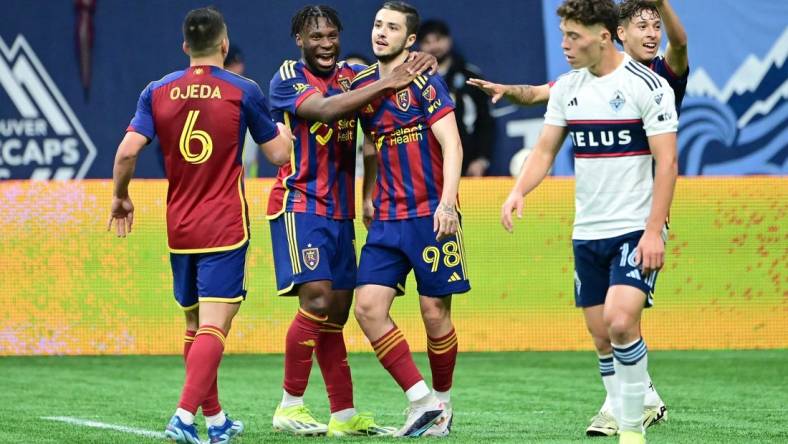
[568,97,578,106]
[626,269,642,281]
[447,272,462,283]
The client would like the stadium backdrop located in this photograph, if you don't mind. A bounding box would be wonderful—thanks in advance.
[0,1,786,355]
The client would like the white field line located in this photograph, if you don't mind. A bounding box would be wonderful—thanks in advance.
[40,416,165,439]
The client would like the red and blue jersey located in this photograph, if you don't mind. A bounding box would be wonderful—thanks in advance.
[127,65,279,253]
[351,65,455,221]
[267,60,366,220]
[649,56,688,114]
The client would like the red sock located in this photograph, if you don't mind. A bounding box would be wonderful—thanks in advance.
[371,326,424,392]
[315,322,354,413]
[283,308,326,396]
[427,328,458,392]
[178,325,226,414]
[183,330,196,363]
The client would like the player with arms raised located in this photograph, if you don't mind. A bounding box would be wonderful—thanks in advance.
[108,7,292,444]
[351,1,469,437]
[499,1,678,443]
[266,5,437,437]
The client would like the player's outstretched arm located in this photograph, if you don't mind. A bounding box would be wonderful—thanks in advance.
[297,63,418,123]
[501,124,567,233]
[650,0,688,75]
[361,132,378,229]
[430,112,463,241]
[466,78,550,106]
[259,122,295,166]
[108,131,147,237]
[636,132,677,276]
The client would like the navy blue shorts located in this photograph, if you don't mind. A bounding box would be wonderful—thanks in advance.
[573,230,657,308]
[170,242,249,310]
[269,212,357,296]
[357,216,471,297]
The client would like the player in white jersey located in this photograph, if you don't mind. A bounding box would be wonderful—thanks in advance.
[501,1,677,443]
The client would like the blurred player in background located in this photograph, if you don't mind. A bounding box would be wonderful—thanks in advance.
[498,0,678,442]
[471,0,687,436]
[351,1,469,437]
[108,7,292,444]
[266,4,437,437]
[417,19,495,177]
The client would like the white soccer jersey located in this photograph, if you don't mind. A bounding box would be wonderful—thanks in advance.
[544,53,678,240]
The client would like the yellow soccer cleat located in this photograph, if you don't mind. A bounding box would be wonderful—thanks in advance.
[619,430,646,444]
[272,405,328,436]
[327,413,397,437]
[586,411,618,437]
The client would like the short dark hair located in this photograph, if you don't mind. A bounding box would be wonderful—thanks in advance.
[417,19,450,42]
[182,7,227,57]
[618,0,660,24]
[290,5,343,37]
[224,44,243,67]
[381,1,420,36]
[556,0,618,41]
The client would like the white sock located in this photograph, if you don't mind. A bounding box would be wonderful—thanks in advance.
[613,338,648,433]
[175,408,195,425]
[602,374,620,420]
[405,380,431,403]
[205,410,226,428]
[280,390,304,408]
[331,408,357,422]
[643,373,661,407]
[435,389,451,404]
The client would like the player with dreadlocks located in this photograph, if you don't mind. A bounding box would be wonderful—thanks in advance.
[267,4,438,437]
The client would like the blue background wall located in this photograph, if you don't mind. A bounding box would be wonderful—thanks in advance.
[1,0,785,178]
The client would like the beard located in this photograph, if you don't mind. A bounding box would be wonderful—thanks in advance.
[375,41,407,63]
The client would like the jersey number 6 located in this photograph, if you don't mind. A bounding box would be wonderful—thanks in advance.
[179,110,213,164]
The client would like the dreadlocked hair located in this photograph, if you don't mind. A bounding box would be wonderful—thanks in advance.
[290,5,343,37]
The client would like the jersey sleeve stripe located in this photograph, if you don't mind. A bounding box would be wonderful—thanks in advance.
[629,60,662,85]
[625,65,656,91]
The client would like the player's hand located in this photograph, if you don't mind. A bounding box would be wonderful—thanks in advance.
[501,191,524,233]
[389,62,419,89]
[276,122,296,141]
[108,195,134,238]
[433,202,459,241]
[635,230,665,276]
[466,78,507,104]
[406,51,439,75]
[362,199,375,229]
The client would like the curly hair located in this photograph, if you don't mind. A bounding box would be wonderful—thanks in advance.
[618,0,660,24]
[290,5,343,37]
[556,0,619,40]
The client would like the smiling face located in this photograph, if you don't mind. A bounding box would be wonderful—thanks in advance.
[371,8,416,63]
[617,7,662,64]
[560,18,606,69]
[296,16,341,74]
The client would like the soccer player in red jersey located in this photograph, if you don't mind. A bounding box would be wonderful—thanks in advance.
[468,0,687,436]
[351,1,469,437]
[107,7,293,444]
[266,5,437,437]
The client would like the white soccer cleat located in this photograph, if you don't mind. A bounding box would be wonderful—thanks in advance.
[423,401,453,437]
[586,410,618,437]
[643,400,667,429]
[395,397,445,437]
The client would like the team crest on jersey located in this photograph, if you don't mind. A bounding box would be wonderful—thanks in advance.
[302,247,320,270]
[609,90,626,112]
[422,84,436,101]
[653,93,663,105]
[338,76,351,92]
[396,89,411,111]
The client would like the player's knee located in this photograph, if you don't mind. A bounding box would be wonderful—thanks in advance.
[298,284,331,317]
[420,303,450,331]
[591,335,612,354]
[354,299,383,326]
[606,315,638,343]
